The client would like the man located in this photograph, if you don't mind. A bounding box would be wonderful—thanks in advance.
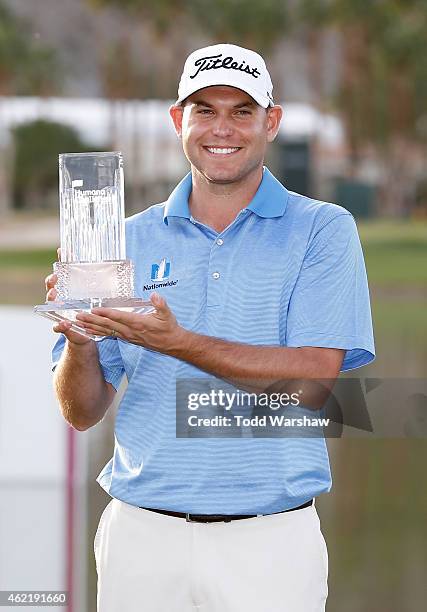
[47,43,375,611]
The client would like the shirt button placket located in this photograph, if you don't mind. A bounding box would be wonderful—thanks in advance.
[207,237,225,307]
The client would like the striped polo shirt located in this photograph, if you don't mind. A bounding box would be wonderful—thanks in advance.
[52,167,375,514]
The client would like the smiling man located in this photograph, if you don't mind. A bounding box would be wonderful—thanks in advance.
[47,43,375,612]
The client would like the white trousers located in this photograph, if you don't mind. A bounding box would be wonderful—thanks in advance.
[94,498,328,612]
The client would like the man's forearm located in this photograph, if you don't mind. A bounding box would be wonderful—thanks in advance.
[170,329,343,393]
[54,340,113,430]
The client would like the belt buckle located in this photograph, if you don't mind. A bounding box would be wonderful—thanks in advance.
[185,512,222,523]
[186,513,234,523]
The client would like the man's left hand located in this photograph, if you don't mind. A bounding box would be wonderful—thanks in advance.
[75,292,186,354]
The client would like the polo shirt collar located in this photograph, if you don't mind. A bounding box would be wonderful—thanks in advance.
[163,173,192,224]
[163,166,289,225]
[246,167,289,218]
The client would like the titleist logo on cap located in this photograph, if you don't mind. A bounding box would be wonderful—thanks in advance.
[176,43,274,108]
[189,53,261,80]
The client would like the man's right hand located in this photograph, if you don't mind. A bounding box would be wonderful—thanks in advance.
[45,247,92,345]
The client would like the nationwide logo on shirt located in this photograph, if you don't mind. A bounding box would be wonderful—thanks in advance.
[151,258,170,281]
[144,258,179,291]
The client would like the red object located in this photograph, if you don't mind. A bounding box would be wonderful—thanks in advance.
[65,425,75,612]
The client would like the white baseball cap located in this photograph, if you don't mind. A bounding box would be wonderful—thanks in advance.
[176,43,274,108]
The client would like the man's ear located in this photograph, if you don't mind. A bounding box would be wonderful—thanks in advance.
[169,104,184,138]
[266,105,283,143]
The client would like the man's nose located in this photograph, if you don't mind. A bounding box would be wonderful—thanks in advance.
[211,116,234,138]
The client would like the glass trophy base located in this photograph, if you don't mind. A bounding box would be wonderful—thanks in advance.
[53,260,135,300]
[34,297,155,341]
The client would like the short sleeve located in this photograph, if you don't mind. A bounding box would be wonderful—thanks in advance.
[51,334,125,390]
[285,213,375,371]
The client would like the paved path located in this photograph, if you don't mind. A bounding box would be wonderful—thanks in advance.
[0,215,59,249]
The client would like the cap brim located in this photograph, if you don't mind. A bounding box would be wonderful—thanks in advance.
[176,79,273,108]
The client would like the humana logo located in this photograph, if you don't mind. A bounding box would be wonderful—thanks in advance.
[74,189,111,197]
[80,189,106,196]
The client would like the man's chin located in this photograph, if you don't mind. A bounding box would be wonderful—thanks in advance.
[202,170,243,185]
[194,160,263,186]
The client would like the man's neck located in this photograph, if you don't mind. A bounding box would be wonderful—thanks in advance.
[188,166,264,233]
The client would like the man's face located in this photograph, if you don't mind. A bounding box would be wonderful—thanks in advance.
[170,86,282,185]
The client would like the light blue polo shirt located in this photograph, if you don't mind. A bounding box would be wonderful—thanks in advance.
[52,167,375,514]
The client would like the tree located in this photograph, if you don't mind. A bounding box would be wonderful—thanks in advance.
[11,120,96,210]
[0,1,61,95]
[299,0,427,214]
[300,0,427,150]
[88,0,290,54]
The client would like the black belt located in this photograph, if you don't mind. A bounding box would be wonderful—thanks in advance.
[139,499,313,523]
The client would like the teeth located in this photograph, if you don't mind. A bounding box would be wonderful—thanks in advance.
[206,147,240,155]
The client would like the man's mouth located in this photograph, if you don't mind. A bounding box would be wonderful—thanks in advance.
[204,146,242,155]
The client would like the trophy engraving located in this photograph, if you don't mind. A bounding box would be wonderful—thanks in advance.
[34,151,154,340]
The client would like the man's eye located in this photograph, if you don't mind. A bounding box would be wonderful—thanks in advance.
[198,109,213,114]
[236,110,251,116]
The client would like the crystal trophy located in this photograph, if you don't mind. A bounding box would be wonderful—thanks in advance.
[34,151,154,340]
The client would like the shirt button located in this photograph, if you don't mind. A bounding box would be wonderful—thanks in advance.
[212,272,220,280]
[216,238,224,246]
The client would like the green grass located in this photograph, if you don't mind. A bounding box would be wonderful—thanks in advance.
[369,300,427,376]
[363,241,427,286]
[0,248,57,268]
[356,220,427,286]
[357,219,427,242]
